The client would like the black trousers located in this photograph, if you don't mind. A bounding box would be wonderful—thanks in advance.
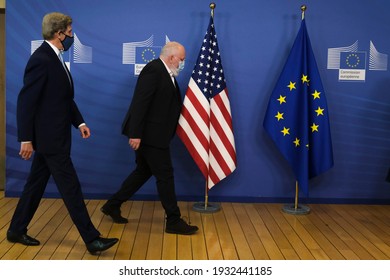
[8,152,100,243]
[106,145,181,225]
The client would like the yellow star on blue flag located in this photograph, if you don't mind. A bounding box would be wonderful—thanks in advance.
[263,19,334,196]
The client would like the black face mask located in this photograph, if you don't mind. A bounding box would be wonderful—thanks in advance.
[60,34,74,51]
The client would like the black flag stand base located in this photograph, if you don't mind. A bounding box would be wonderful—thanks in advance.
[282,204,310,215]
[192,201,221,213]
[282,181,310,215]
[192,191,221,213]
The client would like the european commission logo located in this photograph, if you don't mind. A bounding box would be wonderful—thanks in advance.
[31,33,93,71]
[122,35,170,75]
[327,40,388,82]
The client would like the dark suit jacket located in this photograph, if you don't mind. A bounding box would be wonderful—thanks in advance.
[122,59,182,149]
[17,41,84,154]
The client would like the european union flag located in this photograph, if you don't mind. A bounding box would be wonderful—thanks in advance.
[263,19,334,196]
[340,52,366,70]
[135,46,161,64]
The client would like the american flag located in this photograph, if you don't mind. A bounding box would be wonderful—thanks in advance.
[177,16,237,189]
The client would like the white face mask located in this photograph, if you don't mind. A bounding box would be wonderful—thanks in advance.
[178,60,185,72]
[171,57,185,77]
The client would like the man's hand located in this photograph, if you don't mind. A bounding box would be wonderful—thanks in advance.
[19,142,34,160]
[79,124,91,139]
[129,138,141,150]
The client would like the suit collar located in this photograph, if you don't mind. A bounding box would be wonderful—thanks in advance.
[158,58,176,88]
[45,40,62,57]
[160,58,172,75]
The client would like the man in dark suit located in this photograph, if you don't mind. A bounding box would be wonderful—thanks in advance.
[6,12,118,254]
[101,42,198,235]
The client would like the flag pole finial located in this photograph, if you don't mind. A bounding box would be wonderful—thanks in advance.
[210,2,216,18]
[301,5,307,20]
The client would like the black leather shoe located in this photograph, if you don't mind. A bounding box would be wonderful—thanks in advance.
[86,237,119,254]
[165,219,199,235]
[7,230,40,246]
[101,205,128,224]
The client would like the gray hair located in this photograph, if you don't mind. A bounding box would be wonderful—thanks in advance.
[160,41,183,58]
[42,12,72,40]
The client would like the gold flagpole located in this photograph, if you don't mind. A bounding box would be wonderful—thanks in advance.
[282,5,310,215]
[301,5,306,20]
[204,3,217,210]
[295,181,299,209]
[192,2,220,214]
[293,5,306,211]
[286,180,309,214]
[205,181,209,210]
[204,2,215,211]
[210,2,216,17]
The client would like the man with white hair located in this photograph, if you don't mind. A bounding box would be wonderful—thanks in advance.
[101,42,198,235]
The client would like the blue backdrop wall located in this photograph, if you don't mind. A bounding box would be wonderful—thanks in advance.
[5,0,390,203]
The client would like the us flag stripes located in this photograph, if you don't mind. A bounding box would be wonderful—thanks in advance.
[176,16,237,189]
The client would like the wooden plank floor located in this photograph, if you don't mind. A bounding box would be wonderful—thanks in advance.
[0,191,389,260]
